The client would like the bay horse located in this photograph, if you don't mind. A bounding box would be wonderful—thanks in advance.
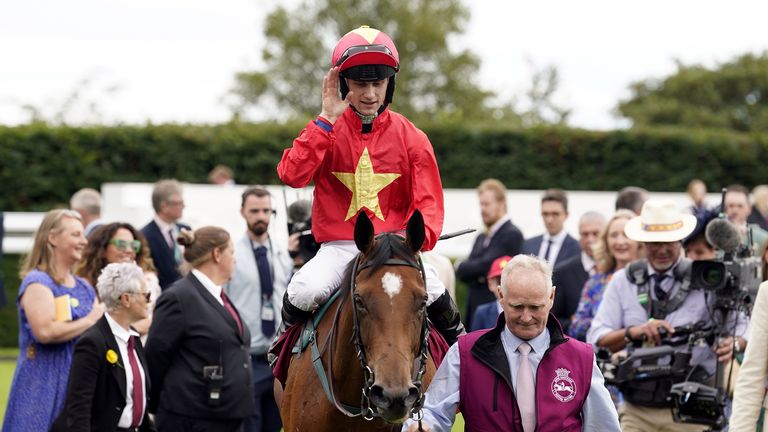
[279,210,438,431]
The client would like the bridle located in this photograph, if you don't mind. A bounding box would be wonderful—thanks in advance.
[316,235,430,425]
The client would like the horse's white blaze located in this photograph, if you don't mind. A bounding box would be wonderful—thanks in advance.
[381,272,402,299]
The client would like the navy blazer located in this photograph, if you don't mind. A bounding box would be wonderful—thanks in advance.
[521,233,580,268]
[456,220,523,330]
[141,220,190,290]
[470,301,502,332]
[552,254,589,334]
[51,315,155,432]
[145,273,254,420]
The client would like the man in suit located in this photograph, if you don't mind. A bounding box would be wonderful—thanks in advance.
[226,186,292,432]
[141,179,190,290]
[456,179,523,330]
[53,262,154,432]
[551,211,605,334]
[522,188,580,268]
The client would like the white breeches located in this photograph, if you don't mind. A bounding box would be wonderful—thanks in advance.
[287,240,446,311]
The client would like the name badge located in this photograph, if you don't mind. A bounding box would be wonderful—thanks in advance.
[261,301,275,321]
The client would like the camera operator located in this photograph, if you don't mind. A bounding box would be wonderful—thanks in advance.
[587,199,749,432]
[285,199,320,269]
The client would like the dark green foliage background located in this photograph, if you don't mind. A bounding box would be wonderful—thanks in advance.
[2,122,766,212]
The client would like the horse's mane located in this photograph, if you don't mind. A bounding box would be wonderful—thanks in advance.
[339,233,420,295]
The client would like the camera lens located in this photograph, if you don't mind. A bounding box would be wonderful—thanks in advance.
[702,267,723,287]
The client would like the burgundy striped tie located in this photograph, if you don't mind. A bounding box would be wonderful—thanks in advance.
[126,336,143,427]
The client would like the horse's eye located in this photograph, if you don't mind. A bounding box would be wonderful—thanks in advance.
[354,294,367,310]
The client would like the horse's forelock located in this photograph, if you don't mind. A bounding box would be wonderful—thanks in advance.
[343,233,422,294]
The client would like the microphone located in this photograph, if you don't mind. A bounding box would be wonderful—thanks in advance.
[705,218,742,254]
[287,199,312,223]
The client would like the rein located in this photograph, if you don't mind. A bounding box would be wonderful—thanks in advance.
[309,246,430,425]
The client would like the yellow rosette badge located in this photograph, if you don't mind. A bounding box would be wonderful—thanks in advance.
[106,349,119,365]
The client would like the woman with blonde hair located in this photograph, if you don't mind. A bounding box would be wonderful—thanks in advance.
[145,226,253,431]
[3,209,104,431]
[569,209,642,342]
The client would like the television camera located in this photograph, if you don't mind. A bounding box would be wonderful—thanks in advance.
[596,190,761,430]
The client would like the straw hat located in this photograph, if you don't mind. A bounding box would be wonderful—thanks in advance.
[624,199,697,242]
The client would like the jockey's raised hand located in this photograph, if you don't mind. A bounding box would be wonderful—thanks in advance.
[319,66,350,125]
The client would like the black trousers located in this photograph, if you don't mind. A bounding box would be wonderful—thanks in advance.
[242,354,282,432]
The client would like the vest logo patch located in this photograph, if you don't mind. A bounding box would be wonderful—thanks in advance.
[551,368,576,402]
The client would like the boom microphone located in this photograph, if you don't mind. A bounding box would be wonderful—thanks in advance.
[705,218,742,254]
[287,199,312,223]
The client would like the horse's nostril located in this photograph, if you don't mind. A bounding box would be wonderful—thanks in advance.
[369,385,388,406]
[406,386,420,405]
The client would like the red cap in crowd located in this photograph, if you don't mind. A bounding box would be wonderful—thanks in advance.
[487,255,513,281]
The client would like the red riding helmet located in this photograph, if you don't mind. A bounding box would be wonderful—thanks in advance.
[332,26,399,106]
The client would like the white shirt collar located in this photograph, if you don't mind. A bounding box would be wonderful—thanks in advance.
[581,251,595,273]
[153,216,175,234]
[501,323,550,354]
[191,268,223,302]
[486,216,509,236]
[545,229,568,245]
[105,312,140,344]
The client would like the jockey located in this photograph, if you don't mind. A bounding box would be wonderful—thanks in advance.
[276,25,465,345]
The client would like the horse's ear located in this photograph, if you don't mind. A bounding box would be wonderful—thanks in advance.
[354,211,375,253]
[405,210,425,253]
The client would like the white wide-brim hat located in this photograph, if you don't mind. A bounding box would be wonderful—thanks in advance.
[624,199,698,243]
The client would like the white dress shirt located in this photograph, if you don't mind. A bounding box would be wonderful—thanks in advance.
[537,230,568,264]
[104,312,146,428]
[153,216,177,248]
[580,251,596,276]
[191,268,224,306]
[402,326,621,431]
[483,216,510,248]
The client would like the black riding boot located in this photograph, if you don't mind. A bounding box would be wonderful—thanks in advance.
[268,292,312,366]
[427,291,466,346]
[277,291,312,337]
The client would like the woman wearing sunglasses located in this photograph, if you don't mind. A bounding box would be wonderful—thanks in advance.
[77,222,161,341]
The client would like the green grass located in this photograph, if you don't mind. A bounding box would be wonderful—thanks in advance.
[452,414,465,431]
[1,359,16,428]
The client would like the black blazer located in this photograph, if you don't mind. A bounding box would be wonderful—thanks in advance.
[51,316,154,432]
[141,220,190,290]
[551,254,589,334]
[521,233,580,268]
[456,220,523,329]
[145,273,254,420]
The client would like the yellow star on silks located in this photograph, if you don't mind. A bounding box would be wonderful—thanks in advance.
[332,148,401,221]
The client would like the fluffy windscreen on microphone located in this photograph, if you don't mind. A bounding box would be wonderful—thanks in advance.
[705,218,742,253]
[287,199,312,223]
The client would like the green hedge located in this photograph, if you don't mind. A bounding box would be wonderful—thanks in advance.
[2,121,766,211]
[1,255,21,347]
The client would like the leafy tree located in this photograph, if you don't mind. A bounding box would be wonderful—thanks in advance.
[617,52,768,132]
[232,0,516,123]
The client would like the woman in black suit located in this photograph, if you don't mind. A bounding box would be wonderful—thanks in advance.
[145,226,254,432]
[52,262,155,432]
